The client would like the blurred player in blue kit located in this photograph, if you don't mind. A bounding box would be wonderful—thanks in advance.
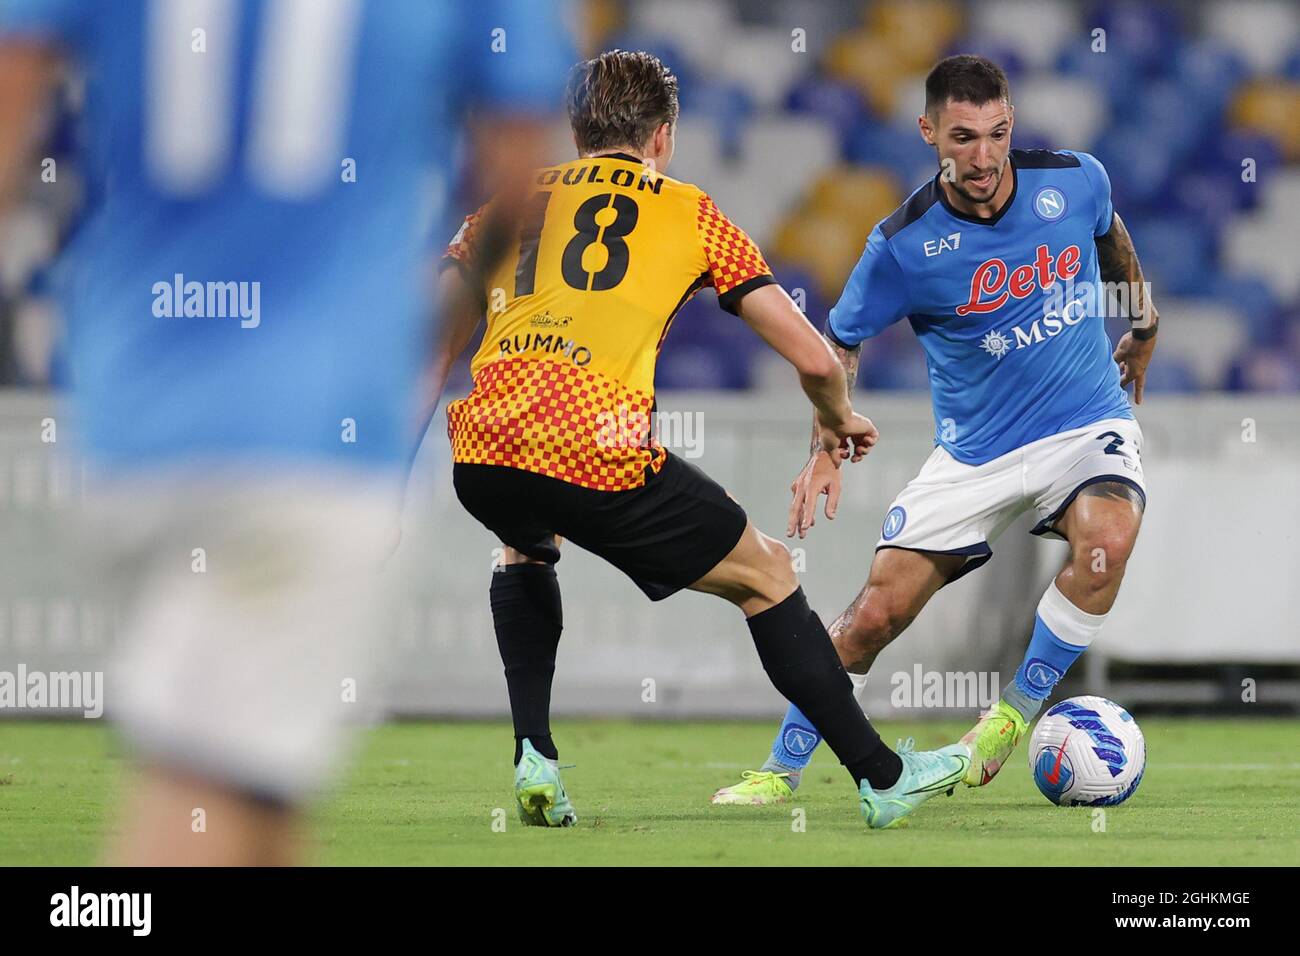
[0,0,572,864]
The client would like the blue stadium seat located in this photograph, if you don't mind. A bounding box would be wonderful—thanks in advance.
[1207,275,1282,345]
[1120,80,1221,163]
[687,79,756,159]
[1053,40,1141,109]
[1285,42,1300,80]
[942,37,1030,79]
[847,120,938,191]
[784,76,872,157]
[1123,216,1216,296]
[1093,124,1179,212]
[1085,1,1187,76]
[1224,348,1300,393]
[1175,39,1252,111]
[1138,354,1200,394]
[1170,170,1245,226]
[1214,130,1283,212]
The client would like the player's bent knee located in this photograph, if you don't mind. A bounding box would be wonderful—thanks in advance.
[756,533,798,600]
[848,599,908,645]
[1076,529,1136,572]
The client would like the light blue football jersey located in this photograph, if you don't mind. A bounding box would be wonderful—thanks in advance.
[0,0,572,469]
[829,148,1133,465]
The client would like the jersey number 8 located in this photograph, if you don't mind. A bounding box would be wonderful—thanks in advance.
[515,192,640,296]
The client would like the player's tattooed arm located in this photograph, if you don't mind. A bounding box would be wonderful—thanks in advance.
[808,337,862,455]
[1097,212,1158,405]
[789,336,866,539]
[1095,212,1158,338]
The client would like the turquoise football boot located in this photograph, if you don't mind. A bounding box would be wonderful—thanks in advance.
[514,738,577,827]
[858,739,970,829]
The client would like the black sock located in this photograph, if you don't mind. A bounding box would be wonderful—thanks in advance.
[490,563,562,766]
[746,588,901,789]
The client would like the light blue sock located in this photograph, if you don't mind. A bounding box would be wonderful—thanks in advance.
[759,701,822,786]
[1004,583,1105,720]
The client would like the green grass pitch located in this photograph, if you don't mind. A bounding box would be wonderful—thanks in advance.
[1,718,1296,865]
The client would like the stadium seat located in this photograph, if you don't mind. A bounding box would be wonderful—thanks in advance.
[847,120,938,191]
[772,209,872,299]
[626,0,734,80]
[710,26,813,110]
[686,79,756,159]
[784,75,873,155]
[1228,81,1300,161]
[1224,348,1300,392]
[1259,167,1300,219]
[1207,275,1282,346]
[1174,39,1252,112]
[1053,41,1141,109]
[824,29,912,117]
[868,0,965,72]
[1124,216,1216,297]
[1214,129,1284,212]
[1223,207,1300,302]
[1285,42,1300,80]
[1136,352,1200,393]
[1149,299,1248,389]
[681,116,839,247]
[1088,0,1187,75]
[1092,124,1178,211]
[968,0,1080,70]
[805,165,904,237]
[1171,170,1249,227]
[1123,80,1220,164]
[944,36,1030,79]
[1012,74,1106,151]
[1205,0,1300,73]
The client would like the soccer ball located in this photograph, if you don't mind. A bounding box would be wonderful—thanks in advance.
[1029,695,1146,806]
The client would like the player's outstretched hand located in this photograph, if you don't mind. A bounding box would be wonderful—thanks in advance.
[818,412,879,463]
[1112,330,1156,405]
[788,450,843,539]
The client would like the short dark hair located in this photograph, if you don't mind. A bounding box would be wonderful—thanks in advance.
[924,55,1010,118]
[566,50,680,154]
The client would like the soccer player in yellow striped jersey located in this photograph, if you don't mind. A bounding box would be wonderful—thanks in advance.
[429,51,971,830]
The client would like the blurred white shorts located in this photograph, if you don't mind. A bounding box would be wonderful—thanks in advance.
[88,469,397,803]
[875,417,1146,582]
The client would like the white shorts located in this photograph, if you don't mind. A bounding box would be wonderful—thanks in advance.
[85,468,397,804]
[876,417,1146,582]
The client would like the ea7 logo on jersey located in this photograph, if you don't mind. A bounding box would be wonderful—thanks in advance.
[924,232,961,257]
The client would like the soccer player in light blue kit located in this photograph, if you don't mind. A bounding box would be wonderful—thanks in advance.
[713,56,1160,818]
[0,0,571,863]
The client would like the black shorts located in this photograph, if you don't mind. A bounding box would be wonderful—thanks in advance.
[452,454,749,601]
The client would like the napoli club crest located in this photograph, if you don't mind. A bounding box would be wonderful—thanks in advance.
[882,506,907,541]
[1032,186,1067,222]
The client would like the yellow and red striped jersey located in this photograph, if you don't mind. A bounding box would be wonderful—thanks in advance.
[444,153,773,491]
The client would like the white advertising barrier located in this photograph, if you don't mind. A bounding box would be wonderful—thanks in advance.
[0,391,1296,718]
